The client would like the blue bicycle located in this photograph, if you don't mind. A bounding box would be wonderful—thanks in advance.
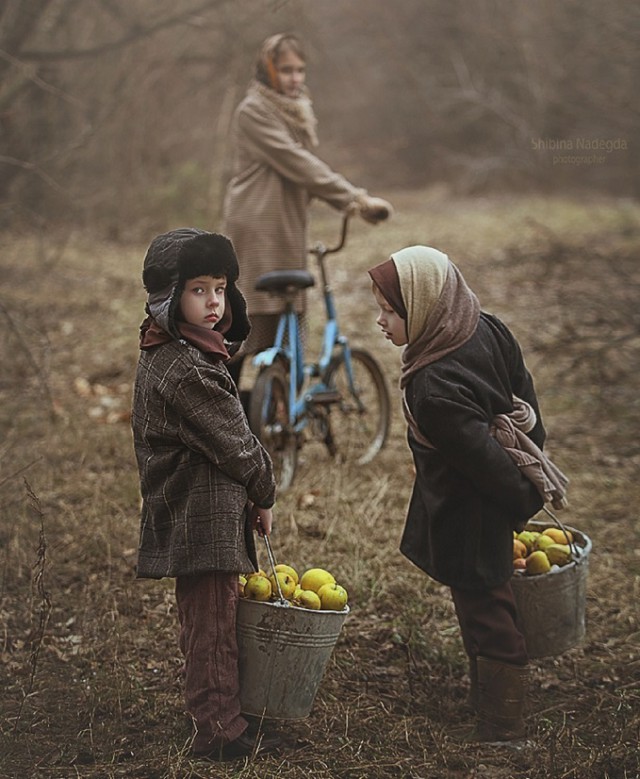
[248,214,391,490]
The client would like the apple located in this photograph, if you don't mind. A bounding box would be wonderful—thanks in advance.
[317,582,348,611]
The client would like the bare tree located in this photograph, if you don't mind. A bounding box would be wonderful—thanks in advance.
[0,0,241,230]
[0,0,637,234]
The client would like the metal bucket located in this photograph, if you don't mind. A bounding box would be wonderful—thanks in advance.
[236,598,349,719]
[511,520,592,659]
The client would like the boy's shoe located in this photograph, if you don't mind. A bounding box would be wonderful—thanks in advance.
[194,728,281,762]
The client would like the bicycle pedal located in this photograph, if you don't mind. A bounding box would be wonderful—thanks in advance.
[308,389,342,406]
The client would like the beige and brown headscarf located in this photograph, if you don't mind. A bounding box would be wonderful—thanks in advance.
[369,246,481,389]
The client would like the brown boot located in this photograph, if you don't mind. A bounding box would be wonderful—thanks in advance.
[474,656,529,743]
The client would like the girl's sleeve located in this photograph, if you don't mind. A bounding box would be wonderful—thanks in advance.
[414,391,543,518]
[173,364,276,508]
[237,102,365,210]
[497,319,546,449]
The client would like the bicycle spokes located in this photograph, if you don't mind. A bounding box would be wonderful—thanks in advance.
[249,363,298,490]
[323,349,390,464]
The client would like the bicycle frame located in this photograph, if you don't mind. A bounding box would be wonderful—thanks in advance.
[252,214,361,433]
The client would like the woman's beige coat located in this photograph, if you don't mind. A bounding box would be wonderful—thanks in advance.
[222,85,365,316]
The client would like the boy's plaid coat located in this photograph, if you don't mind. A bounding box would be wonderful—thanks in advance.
[131,339,275,578]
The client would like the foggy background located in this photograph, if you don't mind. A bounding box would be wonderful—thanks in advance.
[1,0,637,239]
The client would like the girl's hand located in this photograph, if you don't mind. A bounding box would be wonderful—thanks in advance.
[250,505,273,536]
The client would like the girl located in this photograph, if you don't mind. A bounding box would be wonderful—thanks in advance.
[368,246,567,742]
[222,32,392,384]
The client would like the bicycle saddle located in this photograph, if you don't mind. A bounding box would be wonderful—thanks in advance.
[255,270,315,293]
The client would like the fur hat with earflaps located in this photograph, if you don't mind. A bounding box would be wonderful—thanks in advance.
[142,228,250,343]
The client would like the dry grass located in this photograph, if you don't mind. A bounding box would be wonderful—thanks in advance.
[1,192,640,778]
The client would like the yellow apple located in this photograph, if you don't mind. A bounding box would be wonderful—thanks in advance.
[542,527,573,545]
[269,571,297,600]
[246,569,268,580]
[244,575,272,601]
[517,530,540,554]
[300,568,335,593]
[296,589,322,610]
[525,550,551,576]
[317,582,348,611]
[533,534,555,553]
[275,564,299,585]
[546,543,572,566]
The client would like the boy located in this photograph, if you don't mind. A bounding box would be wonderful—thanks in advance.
[131,228,280,760]
[368,245,567,743]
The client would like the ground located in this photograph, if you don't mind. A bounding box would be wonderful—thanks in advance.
[1,192,639,778]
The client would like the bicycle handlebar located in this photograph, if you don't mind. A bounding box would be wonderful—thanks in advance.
[309,206,391,259]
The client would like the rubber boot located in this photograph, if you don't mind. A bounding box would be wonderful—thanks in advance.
[475,656,529,743]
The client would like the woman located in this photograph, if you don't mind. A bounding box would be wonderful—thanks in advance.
[222,33,392,382]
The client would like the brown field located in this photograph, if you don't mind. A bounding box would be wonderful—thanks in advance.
[1,192,639,778]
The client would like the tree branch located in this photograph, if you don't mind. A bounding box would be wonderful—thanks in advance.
[0,47,85,109]
[17,0,228,61]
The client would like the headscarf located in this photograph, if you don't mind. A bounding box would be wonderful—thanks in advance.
[368,257,406,320]
[251,33,318,147]
[368,246,481,389]
[255,33,304,91]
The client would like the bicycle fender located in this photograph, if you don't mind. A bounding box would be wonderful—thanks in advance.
[252,347,288,369]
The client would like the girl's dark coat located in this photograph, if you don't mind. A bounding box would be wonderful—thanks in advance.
[132,340,275,579]
[402,312,545,590]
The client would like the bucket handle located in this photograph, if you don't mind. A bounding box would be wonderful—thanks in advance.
[261,529,289,605]
[541,506,581,562]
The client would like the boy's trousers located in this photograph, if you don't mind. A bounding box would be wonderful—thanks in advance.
[175,571,247,752]
[450,581,529,666]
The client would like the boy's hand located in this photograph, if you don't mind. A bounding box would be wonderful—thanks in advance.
[250,505,273,536]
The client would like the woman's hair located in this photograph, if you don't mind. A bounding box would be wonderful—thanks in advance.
[255,33,306,90]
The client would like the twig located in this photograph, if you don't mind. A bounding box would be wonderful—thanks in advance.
[13,479,52,732]
[0,457,42,489]
[0,298,56,417]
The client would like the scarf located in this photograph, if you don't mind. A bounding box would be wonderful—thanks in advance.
[384,246,481,389]
[369,244,479,446]
[490,398,569,510]
[250,80,319,147]
[139,317,230,361]
[368,258,407,320]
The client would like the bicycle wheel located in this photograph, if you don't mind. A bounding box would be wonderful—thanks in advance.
[248,363,298,491]
[323,348,391,464]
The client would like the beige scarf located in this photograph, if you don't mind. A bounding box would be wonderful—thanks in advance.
[393,246,481,389]
[491,398,569,509]
[250,80,319,147]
